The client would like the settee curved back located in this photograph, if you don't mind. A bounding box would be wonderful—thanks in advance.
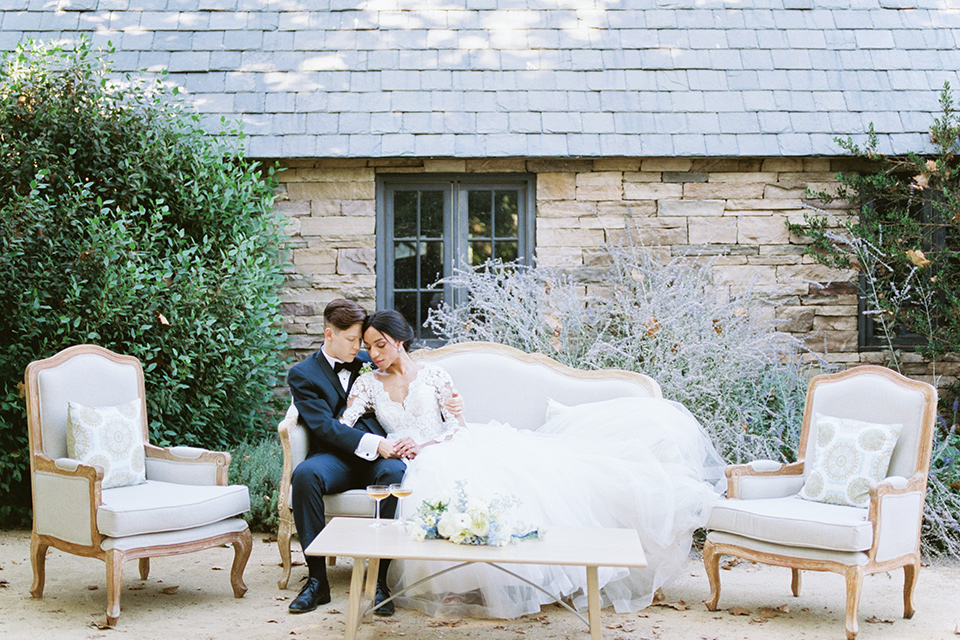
[412,341,662,432]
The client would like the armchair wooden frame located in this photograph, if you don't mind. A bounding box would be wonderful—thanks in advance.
[25,344,253,625]
[702,365,938,640]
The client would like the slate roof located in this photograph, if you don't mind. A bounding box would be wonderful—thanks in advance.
[2,0,960,159]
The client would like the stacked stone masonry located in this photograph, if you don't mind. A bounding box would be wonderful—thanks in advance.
[275,156,943,383]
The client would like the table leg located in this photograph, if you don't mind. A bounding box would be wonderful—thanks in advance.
[362,558,380,622]
[586,565,601,640]
[344,558,366,640]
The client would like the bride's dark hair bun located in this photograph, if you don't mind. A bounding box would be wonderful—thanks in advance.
[363,310,415,351]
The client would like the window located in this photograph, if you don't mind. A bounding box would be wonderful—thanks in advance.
[858,195,948,350]
[376,175,535,342]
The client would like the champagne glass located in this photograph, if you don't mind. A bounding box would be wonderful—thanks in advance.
[366,484,390,528]
[389,483,413,526]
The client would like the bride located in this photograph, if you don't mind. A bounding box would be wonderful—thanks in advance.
[340,310,724,619]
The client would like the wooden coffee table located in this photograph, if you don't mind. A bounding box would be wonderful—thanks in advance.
[305,517,647,640]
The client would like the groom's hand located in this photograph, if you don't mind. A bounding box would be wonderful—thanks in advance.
[377,438,402,459]
[445,391,465,419]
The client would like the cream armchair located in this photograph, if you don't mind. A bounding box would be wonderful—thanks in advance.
[277,341,661,589]
[702,365,937,639]
[25,345,253,625]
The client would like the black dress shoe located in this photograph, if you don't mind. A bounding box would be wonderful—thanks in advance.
[289,577,331,614]
[374,580,394,616]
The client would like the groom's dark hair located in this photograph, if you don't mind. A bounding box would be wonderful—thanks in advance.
[323,298,367,331]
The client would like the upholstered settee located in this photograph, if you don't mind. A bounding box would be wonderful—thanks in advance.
[276,341,662,589]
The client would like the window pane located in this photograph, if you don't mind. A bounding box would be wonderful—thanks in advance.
[420,241,444,289]
[421,191,444,238]
[495,241,518,263]
[394,292,419,333]
[420,291,443,339]
[469,240,492,266]
[468,190,492,238]
[393,241,417,289]
[394,191,417,237]
[494,190,519,238]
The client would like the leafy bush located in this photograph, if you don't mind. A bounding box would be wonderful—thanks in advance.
[0,40,289,525]
[426,245,816,467]
[229,437,283,533]
[789,83,960,555]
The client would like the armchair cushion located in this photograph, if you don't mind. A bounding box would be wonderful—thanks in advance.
[66,398,146,489]
[706,495,873,552]
[97,480,250,538]
[800,414,902,507]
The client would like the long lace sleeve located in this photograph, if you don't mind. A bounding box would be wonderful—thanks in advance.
[340,374,374,427]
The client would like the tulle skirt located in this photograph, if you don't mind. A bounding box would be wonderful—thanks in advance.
[387,397,724,619]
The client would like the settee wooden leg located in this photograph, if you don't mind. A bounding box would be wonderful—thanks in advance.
[277,517,293,590]
[29,534,48,599]
[105,549,124,626]
[791,568,801,597]
[903,558,919,619]
[139,558,150,580]
[844,565,863,640]
[702,540,722,611]
[231,528,253,598]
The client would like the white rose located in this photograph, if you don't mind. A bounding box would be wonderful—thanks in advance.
[437,510,463,539]
[466,507,490,537]
[410,526,427,542]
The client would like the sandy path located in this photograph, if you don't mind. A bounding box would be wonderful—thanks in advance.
[1,529,958,640]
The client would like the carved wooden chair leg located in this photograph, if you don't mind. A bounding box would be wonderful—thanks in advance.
[139,558,150,580]
[844,565,864,640]
[277,518,293,589]
[231,529,253,598]
[791,568,802,597]
[29,535,48,599]
[105,549,125,627]
[903,558,919,619]
[702,540,722,611]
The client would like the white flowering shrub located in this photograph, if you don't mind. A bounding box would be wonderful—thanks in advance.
[426,245,818,467]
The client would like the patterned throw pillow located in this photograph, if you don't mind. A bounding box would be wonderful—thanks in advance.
[799,413,902,508]
[66,398,146,489]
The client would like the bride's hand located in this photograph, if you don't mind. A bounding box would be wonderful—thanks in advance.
[394,436,421,459]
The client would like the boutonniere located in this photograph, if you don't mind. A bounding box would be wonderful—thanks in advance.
[358,362,374,376]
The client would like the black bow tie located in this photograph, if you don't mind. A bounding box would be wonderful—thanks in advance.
[333,360,360,375]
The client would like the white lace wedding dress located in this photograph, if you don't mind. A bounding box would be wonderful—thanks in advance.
[340,364,723,619]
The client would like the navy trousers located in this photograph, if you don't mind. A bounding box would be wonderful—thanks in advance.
[291,451,406,582]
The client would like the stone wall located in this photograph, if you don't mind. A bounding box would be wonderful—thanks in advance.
[273,156,942,383]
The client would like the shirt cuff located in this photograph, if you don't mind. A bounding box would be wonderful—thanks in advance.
[355,433,383,460]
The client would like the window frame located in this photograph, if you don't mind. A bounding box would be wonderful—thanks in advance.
[375,173,536,341]
[857,194,939,351]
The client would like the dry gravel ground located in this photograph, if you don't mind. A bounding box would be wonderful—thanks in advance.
[1,529,958,640]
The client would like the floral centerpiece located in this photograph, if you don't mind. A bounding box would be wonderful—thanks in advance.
[408,480,541,546]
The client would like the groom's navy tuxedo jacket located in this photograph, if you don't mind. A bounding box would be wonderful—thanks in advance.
[287,349,386,458]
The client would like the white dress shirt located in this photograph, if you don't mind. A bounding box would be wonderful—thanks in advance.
[321,346,382,460]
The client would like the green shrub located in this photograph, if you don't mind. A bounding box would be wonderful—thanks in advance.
[229,437,283,533]
[0,39,289,525]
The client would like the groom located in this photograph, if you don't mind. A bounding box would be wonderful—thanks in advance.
[287,298,407,615]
